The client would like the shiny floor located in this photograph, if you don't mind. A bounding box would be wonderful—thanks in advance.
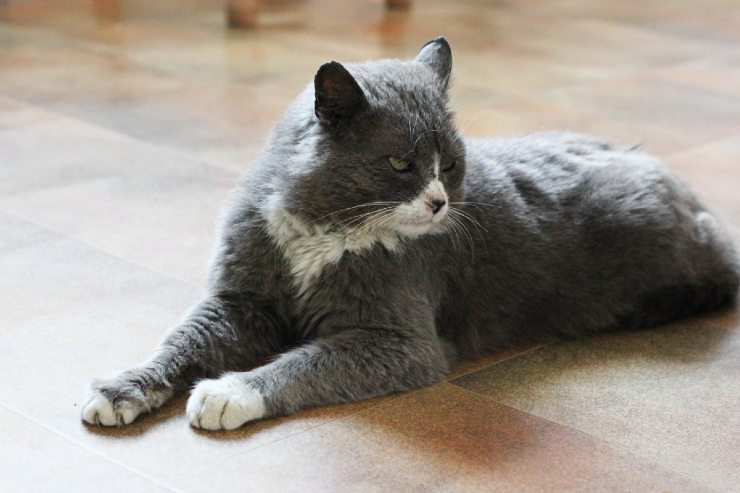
[1,0,740,492]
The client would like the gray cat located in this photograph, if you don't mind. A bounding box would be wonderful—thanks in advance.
[82,38,739,430]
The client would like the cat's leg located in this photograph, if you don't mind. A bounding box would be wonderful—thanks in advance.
[81,294,286,426]
[186,327,452,430]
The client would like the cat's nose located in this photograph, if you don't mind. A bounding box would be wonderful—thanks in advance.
[430,199,447,215]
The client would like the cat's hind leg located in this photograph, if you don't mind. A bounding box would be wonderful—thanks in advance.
[81,294,286,426]
[186,327,452,430]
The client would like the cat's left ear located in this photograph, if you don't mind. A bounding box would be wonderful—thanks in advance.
[415,37,452,91]
[314,61,369,129]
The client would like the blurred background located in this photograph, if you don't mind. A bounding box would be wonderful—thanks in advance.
[1,1,739,492]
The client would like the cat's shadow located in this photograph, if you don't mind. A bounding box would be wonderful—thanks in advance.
[83,304,738,457]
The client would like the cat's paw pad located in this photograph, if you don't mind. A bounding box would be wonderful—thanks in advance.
[81,389,145,426]
[186,374,265,431]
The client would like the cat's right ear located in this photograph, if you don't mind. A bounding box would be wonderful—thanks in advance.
[314,61,369,129]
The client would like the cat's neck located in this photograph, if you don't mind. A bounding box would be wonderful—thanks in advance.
[261,193,401,295]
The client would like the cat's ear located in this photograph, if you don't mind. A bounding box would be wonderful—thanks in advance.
[314,61,369,129]
[415,37,452,91]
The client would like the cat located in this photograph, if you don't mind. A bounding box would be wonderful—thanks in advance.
[82,37,739,430]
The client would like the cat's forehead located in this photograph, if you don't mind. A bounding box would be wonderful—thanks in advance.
[350,61,446,105]
[352,62,453,143]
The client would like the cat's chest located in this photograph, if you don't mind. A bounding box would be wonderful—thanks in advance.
[265,204,402,297]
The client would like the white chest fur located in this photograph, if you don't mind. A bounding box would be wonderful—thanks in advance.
[264,197,400,295]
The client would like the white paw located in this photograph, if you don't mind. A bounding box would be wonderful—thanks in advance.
[186,374,266,431]
[80,385,172,427]
[81,391,143,426]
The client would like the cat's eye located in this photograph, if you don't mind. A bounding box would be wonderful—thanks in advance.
[389,157,411,172]
[442,160,456,172]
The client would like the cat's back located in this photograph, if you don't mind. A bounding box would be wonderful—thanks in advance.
[464,131,664,204]
[461,130,705,235]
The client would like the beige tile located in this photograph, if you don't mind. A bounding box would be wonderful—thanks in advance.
[652,56,740,98]
[664,136,740,233]
[170,383,711,493]
[0,407,170,493]
[0,34,184,106]
[0,96,62,130]
[0,212,173,329]
[0,135,239,284]
[533,76,740,153]
[447,344,542,381]
[454,98,686,157]
[0,116,191,197]
[45,80,285,172]
[452,322,740,491]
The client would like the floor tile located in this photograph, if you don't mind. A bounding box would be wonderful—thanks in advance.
[447,344,542,381]
[451,322,740,491]
[0,138,239,284]
[0,407,171,493]
[533,76,740,154]
[0,115,188,197]
[45,80,286,173]
[0,32,184,106]
[651,56,740,98]
[664,136,740,235]
[0,212,173,329]
[455,97,686,157]
[0,96,62,130]
[170,383,712,493]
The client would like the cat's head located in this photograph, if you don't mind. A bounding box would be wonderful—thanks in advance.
[268,38,465,246]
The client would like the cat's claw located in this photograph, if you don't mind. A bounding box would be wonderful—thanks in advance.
[186,374,266,431]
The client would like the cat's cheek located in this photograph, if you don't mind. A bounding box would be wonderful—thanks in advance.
[186,374,266,431]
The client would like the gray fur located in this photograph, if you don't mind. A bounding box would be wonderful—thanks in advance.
[83,38,739,429]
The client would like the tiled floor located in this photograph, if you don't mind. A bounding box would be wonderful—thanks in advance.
[1,1,739,492]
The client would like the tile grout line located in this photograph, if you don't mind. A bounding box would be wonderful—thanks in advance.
[0,208,201,289]
[0,402,184,493]
[0,92,244,182]
[445,344,545,383]
[450,384,724,493]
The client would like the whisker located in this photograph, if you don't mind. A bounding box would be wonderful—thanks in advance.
[448,208,490,257]
[411,128,440,149]
[456,112,482,134]
[339,207,397,229]
[447,213,475,260]
[343,208,396,240]
[448,209,488,239]
[311,201,402,224]
[443,217,462,253]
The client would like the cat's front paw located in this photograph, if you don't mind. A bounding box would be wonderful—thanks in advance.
[186,374,266,431]
[81,377,172,427]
